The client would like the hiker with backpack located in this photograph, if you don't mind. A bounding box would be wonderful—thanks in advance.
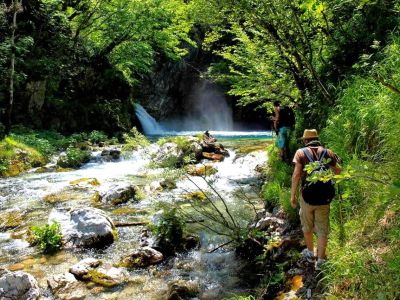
[272,101,295,162]
[291,129,341,270]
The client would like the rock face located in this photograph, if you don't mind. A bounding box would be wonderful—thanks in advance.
[48,208,116,248]
[0,269,40,300]
[119,247,163,268]
[47,273,88,300]
[97,183,138,205]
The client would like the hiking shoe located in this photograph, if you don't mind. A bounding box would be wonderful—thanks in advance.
[301,248,315,263]
[315,258,326,271]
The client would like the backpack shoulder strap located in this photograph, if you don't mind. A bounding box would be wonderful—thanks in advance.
[317,148,327,162]
[301,147,314,162]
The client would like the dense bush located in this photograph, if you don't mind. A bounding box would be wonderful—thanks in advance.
[88,130,108,144]
[57,147,91,168]
[28,221,63,253]
[121,127,150,151]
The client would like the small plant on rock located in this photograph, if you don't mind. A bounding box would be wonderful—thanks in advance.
[28,221,63,253]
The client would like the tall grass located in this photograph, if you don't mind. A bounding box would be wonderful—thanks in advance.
[318,35,400,299]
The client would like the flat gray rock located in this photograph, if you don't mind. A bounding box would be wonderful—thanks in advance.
[0,269,40,300]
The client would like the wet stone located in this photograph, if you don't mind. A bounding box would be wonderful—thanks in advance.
[0,268,41,300]
[119,247,163,268]
[167,279,199,300]
[98,183,138,205]
[48,208,115,248]
[48,272,88,300]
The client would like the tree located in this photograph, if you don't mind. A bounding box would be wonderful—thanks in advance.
[4,0,22,135]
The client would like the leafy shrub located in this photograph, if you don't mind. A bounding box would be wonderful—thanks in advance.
[122,127,149,151]
[57,147,91,168]
[28,221,62,253]
[88,130,108,144]
[150,206,185,255]
[68,132,89,146]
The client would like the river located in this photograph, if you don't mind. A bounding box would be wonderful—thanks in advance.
[0,133,271,299]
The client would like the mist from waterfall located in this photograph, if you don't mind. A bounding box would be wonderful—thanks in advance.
[161,80,234,131]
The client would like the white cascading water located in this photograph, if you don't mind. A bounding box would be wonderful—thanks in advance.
[135,104,164,135]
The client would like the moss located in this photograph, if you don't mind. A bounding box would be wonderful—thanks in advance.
[237,141,272,154]
[0,211,25,231]
[84,269,119,288]
[180,191,207,202]
[112,228,118,240]
[69,177,100,187]
[0,137,47,177]
[91,191,101,204]
[111,207,138,215]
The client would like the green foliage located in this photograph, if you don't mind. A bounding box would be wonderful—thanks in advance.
[57,147,91,168]
[262,145,297,221]
[28,221,63,253]
[122,127,150,151]
[314,34,400,299]
[155,136,195,169]
[88,130,108,144]
[150,206,185,253]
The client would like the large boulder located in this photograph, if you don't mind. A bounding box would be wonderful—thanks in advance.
[0,269,40,300]
[48,208,116,248]
[153,143,183,163]
[47,273,88,300]
[119,247,163,268]
[97,183,139,205]
[100,148,121,161]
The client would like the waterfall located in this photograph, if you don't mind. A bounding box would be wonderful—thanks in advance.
[135,104,164,135]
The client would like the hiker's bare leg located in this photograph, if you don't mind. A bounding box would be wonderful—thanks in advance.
[317,236,328,259]
[304,231,314,253]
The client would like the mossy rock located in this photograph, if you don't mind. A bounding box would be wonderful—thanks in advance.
[0,211,25,231]
[69,177,100,188]
[3,160,25,177]
[186,164,217,177]
[83,270,117,288]
[43,189,84,204]
[91,191,101,204]
[180,191,207,202]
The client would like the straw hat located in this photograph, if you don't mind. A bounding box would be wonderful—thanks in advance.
[302,129,319,140]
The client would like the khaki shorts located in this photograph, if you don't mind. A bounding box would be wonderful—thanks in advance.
[299,198,330,237]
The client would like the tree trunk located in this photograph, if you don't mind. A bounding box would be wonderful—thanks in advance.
[5,0,20,135]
